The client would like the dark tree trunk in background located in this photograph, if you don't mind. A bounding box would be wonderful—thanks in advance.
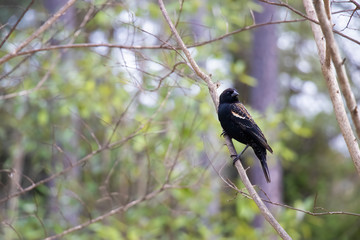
[250,7,278,112]
[43,0,80,227]
[6,134,24,226]
[249,0,283,229]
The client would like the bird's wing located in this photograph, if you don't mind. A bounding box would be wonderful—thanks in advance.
[230,103,273,153]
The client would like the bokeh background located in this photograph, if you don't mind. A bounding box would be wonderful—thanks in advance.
[1,0,360,239]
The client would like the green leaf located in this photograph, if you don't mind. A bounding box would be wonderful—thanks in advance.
[288,120,313,138]
[37,109,49,125]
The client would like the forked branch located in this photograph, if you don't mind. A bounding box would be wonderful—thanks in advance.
[302,0,360,176]
[314,0,360,139]
[0,0,77,65]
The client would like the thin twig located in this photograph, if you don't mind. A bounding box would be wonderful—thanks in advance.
[0,0,35,48]
[158,0,292,239]
[259,0,360,46]
[0,55,31,81]
[43,183,174,240]
[208,155,360,218]
[1,2,360,66]
[158,0,218,107]
[0,108,164,205]
[0,19,306,64]
[0,58,55,100]
[0,1,102,99]
[0,0,78,65]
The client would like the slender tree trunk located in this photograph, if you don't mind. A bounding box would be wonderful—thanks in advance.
[6,134,25,225]
[249,0,283,229]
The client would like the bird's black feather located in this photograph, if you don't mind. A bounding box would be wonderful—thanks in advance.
[218,88,273,183]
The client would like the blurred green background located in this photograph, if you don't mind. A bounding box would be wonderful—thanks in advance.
[1,0,360,239]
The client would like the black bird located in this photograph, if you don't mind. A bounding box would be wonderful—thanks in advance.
[218,88,273,183]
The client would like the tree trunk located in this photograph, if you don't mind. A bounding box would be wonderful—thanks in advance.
[6,134,25,226]
[249,0,283,229]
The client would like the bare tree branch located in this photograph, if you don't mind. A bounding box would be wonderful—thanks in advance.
[158,1,218,107]
[0,90,171,204]
[233,179,360,217]
[0,0,78,65]
[43,183,174,240]
[44,116,183,239]
[0,55,31,81]
[0,60,54,100]
[0,1,105,99]
[303,0,360,176]
[158,0,292,239]
[259,0,360,45]
[0,130,147,205]
[209,153,360,218]
[0,0,35,48]
[1,1,360,68]
[314,0,360,139]
[0,19,306,65]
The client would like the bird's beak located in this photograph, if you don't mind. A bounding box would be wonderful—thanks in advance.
[231,90,239,98]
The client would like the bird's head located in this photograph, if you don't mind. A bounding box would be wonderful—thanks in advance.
[219,88,239,104]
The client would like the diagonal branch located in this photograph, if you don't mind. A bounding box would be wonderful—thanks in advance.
[158,0,292,239]
[0,0,35,48]
[44,183,174,240]
[158,0,218,108]
[209,155,360,217]
[302,0,360,176]
[0,0,78,65]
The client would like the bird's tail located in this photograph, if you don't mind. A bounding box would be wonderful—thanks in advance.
[254,146,271,183]
[260,159,271,183]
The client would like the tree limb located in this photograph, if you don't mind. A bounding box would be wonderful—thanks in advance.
[0,0,78,65]
[209,156,360,218]
[0,0,35,48]
[158,0,292,239]
[0,59,55,100]
[0,18,303,64]
[158,0,220,107]
[302,0,360,176]
[259,0,360,46]
[43,183,174,240]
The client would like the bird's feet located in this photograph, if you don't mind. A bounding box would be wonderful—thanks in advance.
[231,155,240,165]
[220,130,227,137]
[231,145,250,166]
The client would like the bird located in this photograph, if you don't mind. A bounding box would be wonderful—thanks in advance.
[218,88,273,183]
